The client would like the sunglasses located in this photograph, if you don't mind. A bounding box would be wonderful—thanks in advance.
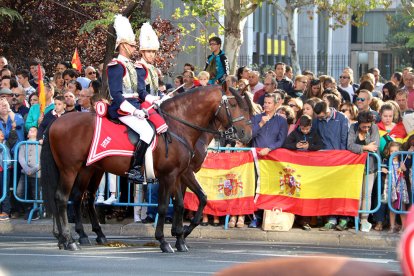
[12,93,22,98]
[356,97,366,102]
[340,109,349,112]
[289,104,298,108]
[360,125,371,130]
[339,76,350,79]
[88,72,96,75]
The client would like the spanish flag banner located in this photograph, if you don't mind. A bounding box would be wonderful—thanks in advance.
[256,149,367,216]
[37,64,46,114]
[184,151,256,216]
[71,48,82,73]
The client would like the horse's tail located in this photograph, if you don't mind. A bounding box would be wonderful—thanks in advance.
[40,128,59,216]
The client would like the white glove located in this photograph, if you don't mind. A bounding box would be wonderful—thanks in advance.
[133,109,147,119]
[145,95,159,104]
[153,95,171,109]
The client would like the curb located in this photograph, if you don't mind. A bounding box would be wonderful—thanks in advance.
[0,219,399,248]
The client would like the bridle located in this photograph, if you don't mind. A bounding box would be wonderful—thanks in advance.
[159,90,251,141]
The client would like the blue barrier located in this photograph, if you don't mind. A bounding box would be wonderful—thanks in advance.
[355,152,382,232]
[0,143,10,204]
[12,140,42,223]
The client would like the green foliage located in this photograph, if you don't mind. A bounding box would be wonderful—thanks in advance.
[386,8,414,67]
[0,7,23,22]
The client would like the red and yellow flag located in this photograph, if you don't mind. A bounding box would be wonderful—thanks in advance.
[255,149,367,216]
[71,48,82,73]
[184,151,256,216]
[37,64,46,114]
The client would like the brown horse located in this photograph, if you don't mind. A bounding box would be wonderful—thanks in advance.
[40,85,252,252]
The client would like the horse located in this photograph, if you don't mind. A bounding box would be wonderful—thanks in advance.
[40,85,252,253]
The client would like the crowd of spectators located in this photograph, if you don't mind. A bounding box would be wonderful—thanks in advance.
[0,50,413,235]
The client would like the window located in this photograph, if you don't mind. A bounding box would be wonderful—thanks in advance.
[351,12,390,44]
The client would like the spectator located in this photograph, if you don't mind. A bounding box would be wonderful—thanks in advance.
[382,82,398,101]
[314,101,349,231]
[29,65,46,90]
[25,82,55,132]
[302,98,321,119]
[78,89,93,112]
[37,95,66,142]
[322,92,341,110]
[250,93,288,228]
[338,69,358,102]
[205,36,229,85]
[339,102,358,127]
[28,93,39,108]
[0,56,8,70]
[390,72,404,88]
[254,76,277,105]
[197,71,210,87]
[355,89,380,122]
[248,71,264,94]
[225,75,238,89]
[0,87,13,105]
[55,61,70,74]
[323,76,349,102]
[63,91,77,113]
[182,70,196,92]
[67,80,82,99]
[274,62,294,95]
[238,78,250,94]
[368,67,385,92]
[85,66,97,81]
[395,90,413,117]
[16,69,36,99]
[10,86,29,119]
[236,66,251,81]
[62,68,78,90]
[347,111,380,232]
[0,129,11,221]
[313,101,348,151]
[0,76,11,90]
[283,114,323,152]
[302,78,323,101]
[290,75,308,98]
[284,65,293,80]
[381,142,409,233]
[17,127,41,220]
[184,63,195,72]
[52,72,65,96]
[277,105,296,135]
[403,73,414,109]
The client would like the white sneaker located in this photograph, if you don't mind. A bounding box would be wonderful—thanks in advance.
[96,195,105,204]
[361,221,372,232]
[134,214,142,223]
[103,194,118,205]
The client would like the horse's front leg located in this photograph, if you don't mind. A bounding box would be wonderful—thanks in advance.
[72,186,91,246]
[155,177,174,253]
[181,171,207,239]
[171,187,188,252]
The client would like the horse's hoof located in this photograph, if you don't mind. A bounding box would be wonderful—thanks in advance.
[78,237,92,246]
[58,242,64,250]
[175,240,189,252]
[96,236,108,245]
[160,242,174,253]
[65,242,81,251]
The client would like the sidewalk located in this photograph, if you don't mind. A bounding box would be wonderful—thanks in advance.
[0,218,399,249]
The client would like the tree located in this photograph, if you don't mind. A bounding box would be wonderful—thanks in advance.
[269,0,391,74]
[176,0,263,74]
[386,7,414,68]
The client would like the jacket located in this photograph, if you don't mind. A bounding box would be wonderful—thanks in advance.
[283,126,323,151]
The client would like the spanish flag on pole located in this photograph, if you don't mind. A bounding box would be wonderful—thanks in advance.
[37,64,46,114]
[255,149,367,216]
[71,48,82,73]
[184,151,256,216]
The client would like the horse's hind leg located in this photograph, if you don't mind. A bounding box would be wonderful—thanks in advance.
[182,172,207,239]
[55,174,80,251]
[171,188,188,252]
[86,174,107,245]
[155,177,174,253]
[72,185,91,246]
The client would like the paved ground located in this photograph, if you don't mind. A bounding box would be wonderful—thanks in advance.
[0,234,401,276]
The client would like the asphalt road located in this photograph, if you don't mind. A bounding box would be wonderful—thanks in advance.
[0,234,401,275]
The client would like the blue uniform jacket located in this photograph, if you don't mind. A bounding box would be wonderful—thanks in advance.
[107,62,149,119]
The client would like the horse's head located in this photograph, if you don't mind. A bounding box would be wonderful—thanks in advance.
[214,86,252,145]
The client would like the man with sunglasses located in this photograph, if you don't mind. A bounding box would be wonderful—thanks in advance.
[10,86,29,119]
[355,89,380,122]
[85,66,97,81]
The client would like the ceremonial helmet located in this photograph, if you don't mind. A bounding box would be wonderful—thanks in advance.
[114,14,137,49]
[139,22,159,51]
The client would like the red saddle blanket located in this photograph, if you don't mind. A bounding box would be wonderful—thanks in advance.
[86,101,160,166]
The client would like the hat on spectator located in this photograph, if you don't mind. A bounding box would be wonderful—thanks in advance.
[139,22,159,51]
[114,14,137,50]
[76,77,91,89]
[0,88,12,95]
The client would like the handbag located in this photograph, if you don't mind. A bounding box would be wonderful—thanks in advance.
[262,208,295,232]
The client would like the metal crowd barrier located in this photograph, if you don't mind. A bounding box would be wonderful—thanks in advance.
[12,140,42,223]
[0,143,10,204]
[355,152,382,232]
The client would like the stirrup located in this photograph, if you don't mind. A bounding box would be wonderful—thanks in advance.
[128,167,144,182]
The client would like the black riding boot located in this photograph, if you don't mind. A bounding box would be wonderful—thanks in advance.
[128,140,149,182]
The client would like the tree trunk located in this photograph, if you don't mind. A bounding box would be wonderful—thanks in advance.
[223,0,257,75]
[285,4,301,74]
[101,1,145,98]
